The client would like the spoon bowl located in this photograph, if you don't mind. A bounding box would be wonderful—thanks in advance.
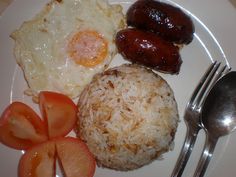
[194,71,236,177]
[202,71,236,137]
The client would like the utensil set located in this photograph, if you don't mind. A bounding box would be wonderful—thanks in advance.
[171,61,233,177]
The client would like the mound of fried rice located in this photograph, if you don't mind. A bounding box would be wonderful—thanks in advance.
[77,64,179,171]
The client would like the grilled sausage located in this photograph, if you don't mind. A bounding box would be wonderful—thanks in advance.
[127,0,194,44]
[115,28,182,74]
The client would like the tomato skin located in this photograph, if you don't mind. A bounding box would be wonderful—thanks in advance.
[0,102,48,150]
[18,140,56,177]
[39,91,77,139]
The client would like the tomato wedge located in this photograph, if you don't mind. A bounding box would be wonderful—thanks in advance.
[39,91,77,139]
[18,137,96,177]
[18,140,56,177]
[0,102,48,150]
[56,137,96,177]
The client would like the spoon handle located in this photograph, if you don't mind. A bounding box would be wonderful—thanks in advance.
[171,125,200,177]
[193,134,218,177]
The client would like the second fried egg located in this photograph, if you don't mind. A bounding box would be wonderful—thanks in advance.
[11,0,125,99]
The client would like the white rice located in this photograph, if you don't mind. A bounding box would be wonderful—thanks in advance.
[77,64,179,171]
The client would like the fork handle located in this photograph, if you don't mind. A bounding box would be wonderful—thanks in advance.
[193,134,218,177]
[171,126,200,177]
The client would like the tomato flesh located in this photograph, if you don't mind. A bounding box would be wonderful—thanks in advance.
[18,140,56,177]
[56,137,96,177]
[39,91,77,139]
[0,102,48,150]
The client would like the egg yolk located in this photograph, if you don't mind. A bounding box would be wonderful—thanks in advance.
[68,30,108,67]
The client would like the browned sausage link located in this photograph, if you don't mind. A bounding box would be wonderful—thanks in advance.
[127,0,195,44]
[115,28,182,74]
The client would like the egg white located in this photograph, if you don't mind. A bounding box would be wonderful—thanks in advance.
[11,0,125,99]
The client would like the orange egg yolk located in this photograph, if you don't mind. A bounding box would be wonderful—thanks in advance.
[68,30,108,67]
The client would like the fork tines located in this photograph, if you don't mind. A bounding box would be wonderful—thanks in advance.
[191,61,231,110]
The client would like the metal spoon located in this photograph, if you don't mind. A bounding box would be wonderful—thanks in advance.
[193,71,236,177]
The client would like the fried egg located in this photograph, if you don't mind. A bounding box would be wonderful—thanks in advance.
[11,0,125,99]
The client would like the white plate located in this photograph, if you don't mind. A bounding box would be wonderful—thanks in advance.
[1,0,236,177]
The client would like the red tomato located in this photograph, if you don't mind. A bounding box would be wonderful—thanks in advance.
[18,140,56,177]
[0,102,48,150]
[39,91,77,139]
[56,137,96,177]
[19,137,96,177]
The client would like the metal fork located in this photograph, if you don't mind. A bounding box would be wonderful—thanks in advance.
[171,61,231,177]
